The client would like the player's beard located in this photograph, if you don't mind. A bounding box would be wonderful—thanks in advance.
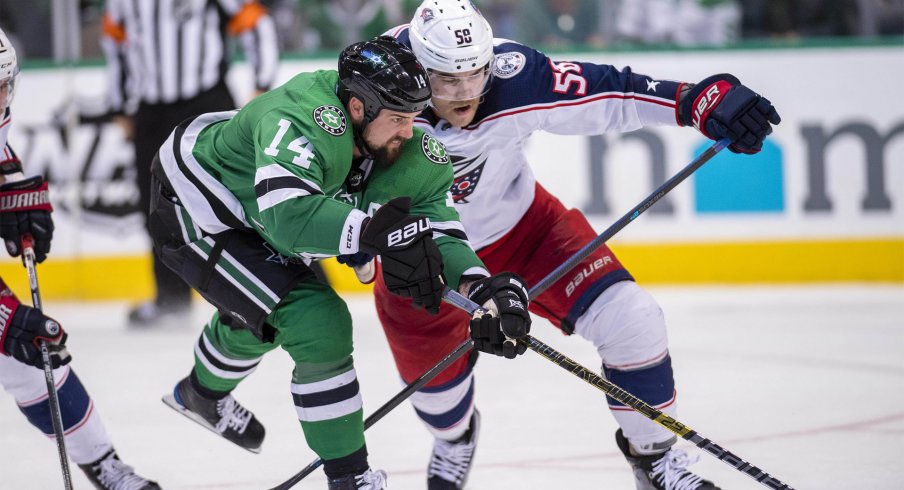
[360,126,405,167]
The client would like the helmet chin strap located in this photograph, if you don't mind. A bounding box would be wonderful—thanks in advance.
[352,118,374,160]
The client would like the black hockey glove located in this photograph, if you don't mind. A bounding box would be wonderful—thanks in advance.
[0,176,54,263]
[678,74,781,155]
[467,272,531,359]
[359,197,444,314]
[0,278,70,369]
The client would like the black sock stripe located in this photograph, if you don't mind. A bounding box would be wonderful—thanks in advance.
[197,335,260,373]
[292,379,360,408]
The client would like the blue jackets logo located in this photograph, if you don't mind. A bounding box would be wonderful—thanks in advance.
[493,52,525,79]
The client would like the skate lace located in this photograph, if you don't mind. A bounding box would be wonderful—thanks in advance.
[650,448,705,490]
[215,395,252,435]
[428,438,475,483]
[96,457,151,490]
[355,469,388,489]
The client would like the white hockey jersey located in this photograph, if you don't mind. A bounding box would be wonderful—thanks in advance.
[391,26,684,249]
[0,107,23,175]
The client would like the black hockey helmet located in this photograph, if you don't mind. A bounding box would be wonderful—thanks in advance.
[338,36,432,123]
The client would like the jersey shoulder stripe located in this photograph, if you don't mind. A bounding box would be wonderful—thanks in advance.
[160,111,250,233]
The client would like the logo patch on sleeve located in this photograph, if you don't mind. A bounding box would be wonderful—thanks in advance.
[313,105,347,136]
[421,134,450,164]
[493,52,526,79]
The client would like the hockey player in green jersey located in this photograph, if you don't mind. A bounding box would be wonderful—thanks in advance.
[149,36,532,489]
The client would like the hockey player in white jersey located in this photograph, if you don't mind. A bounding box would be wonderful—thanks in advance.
[0,27,160,490]
[369,2,781,489]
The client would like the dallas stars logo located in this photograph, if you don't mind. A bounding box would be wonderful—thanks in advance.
[421,134,449,164]
[313,105,347,136]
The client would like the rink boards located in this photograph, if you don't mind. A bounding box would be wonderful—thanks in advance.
[1,43,901,299]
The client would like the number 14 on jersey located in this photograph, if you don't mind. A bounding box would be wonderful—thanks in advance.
[264,118,315,168]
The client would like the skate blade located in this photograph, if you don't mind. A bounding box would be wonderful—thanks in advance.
[161,394,262,454]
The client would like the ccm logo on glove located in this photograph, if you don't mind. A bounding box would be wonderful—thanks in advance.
[387,217,431,248]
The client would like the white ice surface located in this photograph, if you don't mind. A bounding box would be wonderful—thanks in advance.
[1,285,902,490]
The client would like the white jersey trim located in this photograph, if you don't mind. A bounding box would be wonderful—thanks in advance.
[340,209,368,255]
[160,110,251,235]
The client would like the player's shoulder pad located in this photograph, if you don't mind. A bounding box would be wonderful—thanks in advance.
[489,38,537,81]
[401,128,451,171]
[490,39,547,82]
[375,127,453,201]
[246,73,352,165]
[418,131,450,166]
[289,70,350,138]
[386,24,411,47]
[310,103,349,137]
[254,71,350,139]
[470,40,557,118]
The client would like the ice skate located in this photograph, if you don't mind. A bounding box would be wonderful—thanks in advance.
[427,409,480,489]
[162,376,264,453]
[78,449,161,490]
[127,300,190,328]
[616,429,720,490]
[327,468,388,489]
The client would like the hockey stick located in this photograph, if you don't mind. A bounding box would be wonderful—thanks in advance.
[447,290,795,490]
[529,137,730,297]
[271,139,730,489]
[268,291,488,490]
[21,235,74,490]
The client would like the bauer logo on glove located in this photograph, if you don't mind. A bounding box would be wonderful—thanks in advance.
[386,217,431,248]
[360,197,445,314]
[678,73,781,155]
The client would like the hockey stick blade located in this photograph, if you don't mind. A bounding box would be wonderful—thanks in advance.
[162,394,262,454]
[445,288,795,490]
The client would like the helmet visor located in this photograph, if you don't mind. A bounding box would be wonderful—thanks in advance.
[0,67,18,110]
[427,66,491,102]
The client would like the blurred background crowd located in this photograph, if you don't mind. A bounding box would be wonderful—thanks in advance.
[1,0,902,62]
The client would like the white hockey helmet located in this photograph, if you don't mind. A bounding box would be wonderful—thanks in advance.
[0,27,19,109]
[409,0,494,101]
[409,0,494,73]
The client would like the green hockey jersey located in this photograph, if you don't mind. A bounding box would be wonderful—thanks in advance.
[156,69,486,288]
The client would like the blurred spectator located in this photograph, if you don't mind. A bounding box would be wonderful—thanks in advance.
[0,0,900,60]
[858,0,904,35]
[0,0,53,58]
[294,0,420,51]
[479,0,520,39]
[742,0,903,38]
[516,0,607,48]
[616,0,741,46]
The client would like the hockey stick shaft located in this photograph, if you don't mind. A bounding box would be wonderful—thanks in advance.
[528,138,729,299]
[269,289,486,490]
[447,289,794,490]
[21,235,74,490]
[272,138,729,488]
